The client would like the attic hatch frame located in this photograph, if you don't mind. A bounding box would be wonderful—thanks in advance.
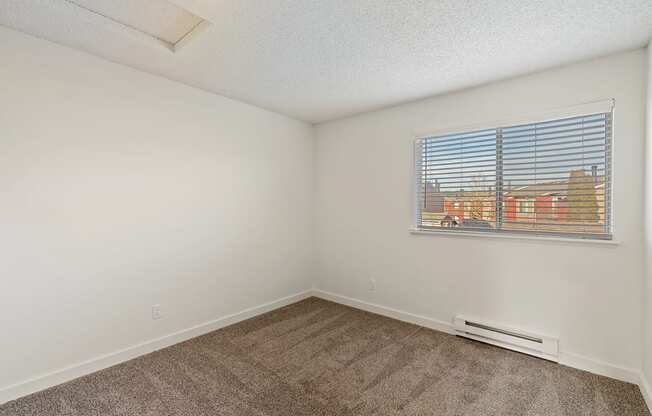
[63,0,211,53]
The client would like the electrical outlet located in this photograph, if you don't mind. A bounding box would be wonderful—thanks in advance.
[369,278,376,291]
[152,304,162,320]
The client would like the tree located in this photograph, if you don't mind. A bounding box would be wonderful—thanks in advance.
[468,175,493,220]
[566,170,599,223]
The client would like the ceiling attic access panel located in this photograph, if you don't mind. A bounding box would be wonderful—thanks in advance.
[66,0,208,51]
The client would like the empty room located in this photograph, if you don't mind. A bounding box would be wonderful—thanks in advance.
[2,1,652,415]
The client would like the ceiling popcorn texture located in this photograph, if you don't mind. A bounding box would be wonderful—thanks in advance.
[1,0,651,123]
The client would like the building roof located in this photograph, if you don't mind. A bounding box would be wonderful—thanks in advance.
[504,175,604,198]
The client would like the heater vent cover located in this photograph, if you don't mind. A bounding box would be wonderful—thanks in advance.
[454,315,559,362]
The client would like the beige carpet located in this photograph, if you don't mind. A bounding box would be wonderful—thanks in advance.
[1,297,649,415]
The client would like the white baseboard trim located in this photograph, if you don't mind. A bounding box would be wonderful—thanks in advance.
[557,351,640,385]
[312,289,641,386]
[312,289,455,335]
[640,373,652,413]
[0,290,312,405]
[2,288,646,408]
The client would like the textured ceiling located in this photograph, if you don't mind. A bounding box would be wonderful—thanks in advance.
[1,0,652,123]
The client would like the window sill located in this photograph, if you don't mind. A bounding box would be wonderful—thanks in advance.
[409,228,621,246]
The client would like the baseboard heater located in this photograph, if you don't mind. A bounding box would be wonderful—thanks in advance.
[454,315,559,362]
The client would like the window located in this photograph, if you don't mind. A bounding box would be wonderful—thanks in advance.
[415,111,612,240]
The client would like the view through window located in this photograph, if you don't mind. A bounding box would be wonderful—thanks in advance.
[415,112,612,239]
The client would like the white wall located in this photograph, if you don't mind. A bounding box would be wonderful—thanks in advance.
[644,41,652,395]
[0,27,313,391]
[314,49,648,375]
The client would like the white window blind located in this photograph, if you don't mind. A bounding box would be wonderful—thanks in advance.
[415,111,613,240]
